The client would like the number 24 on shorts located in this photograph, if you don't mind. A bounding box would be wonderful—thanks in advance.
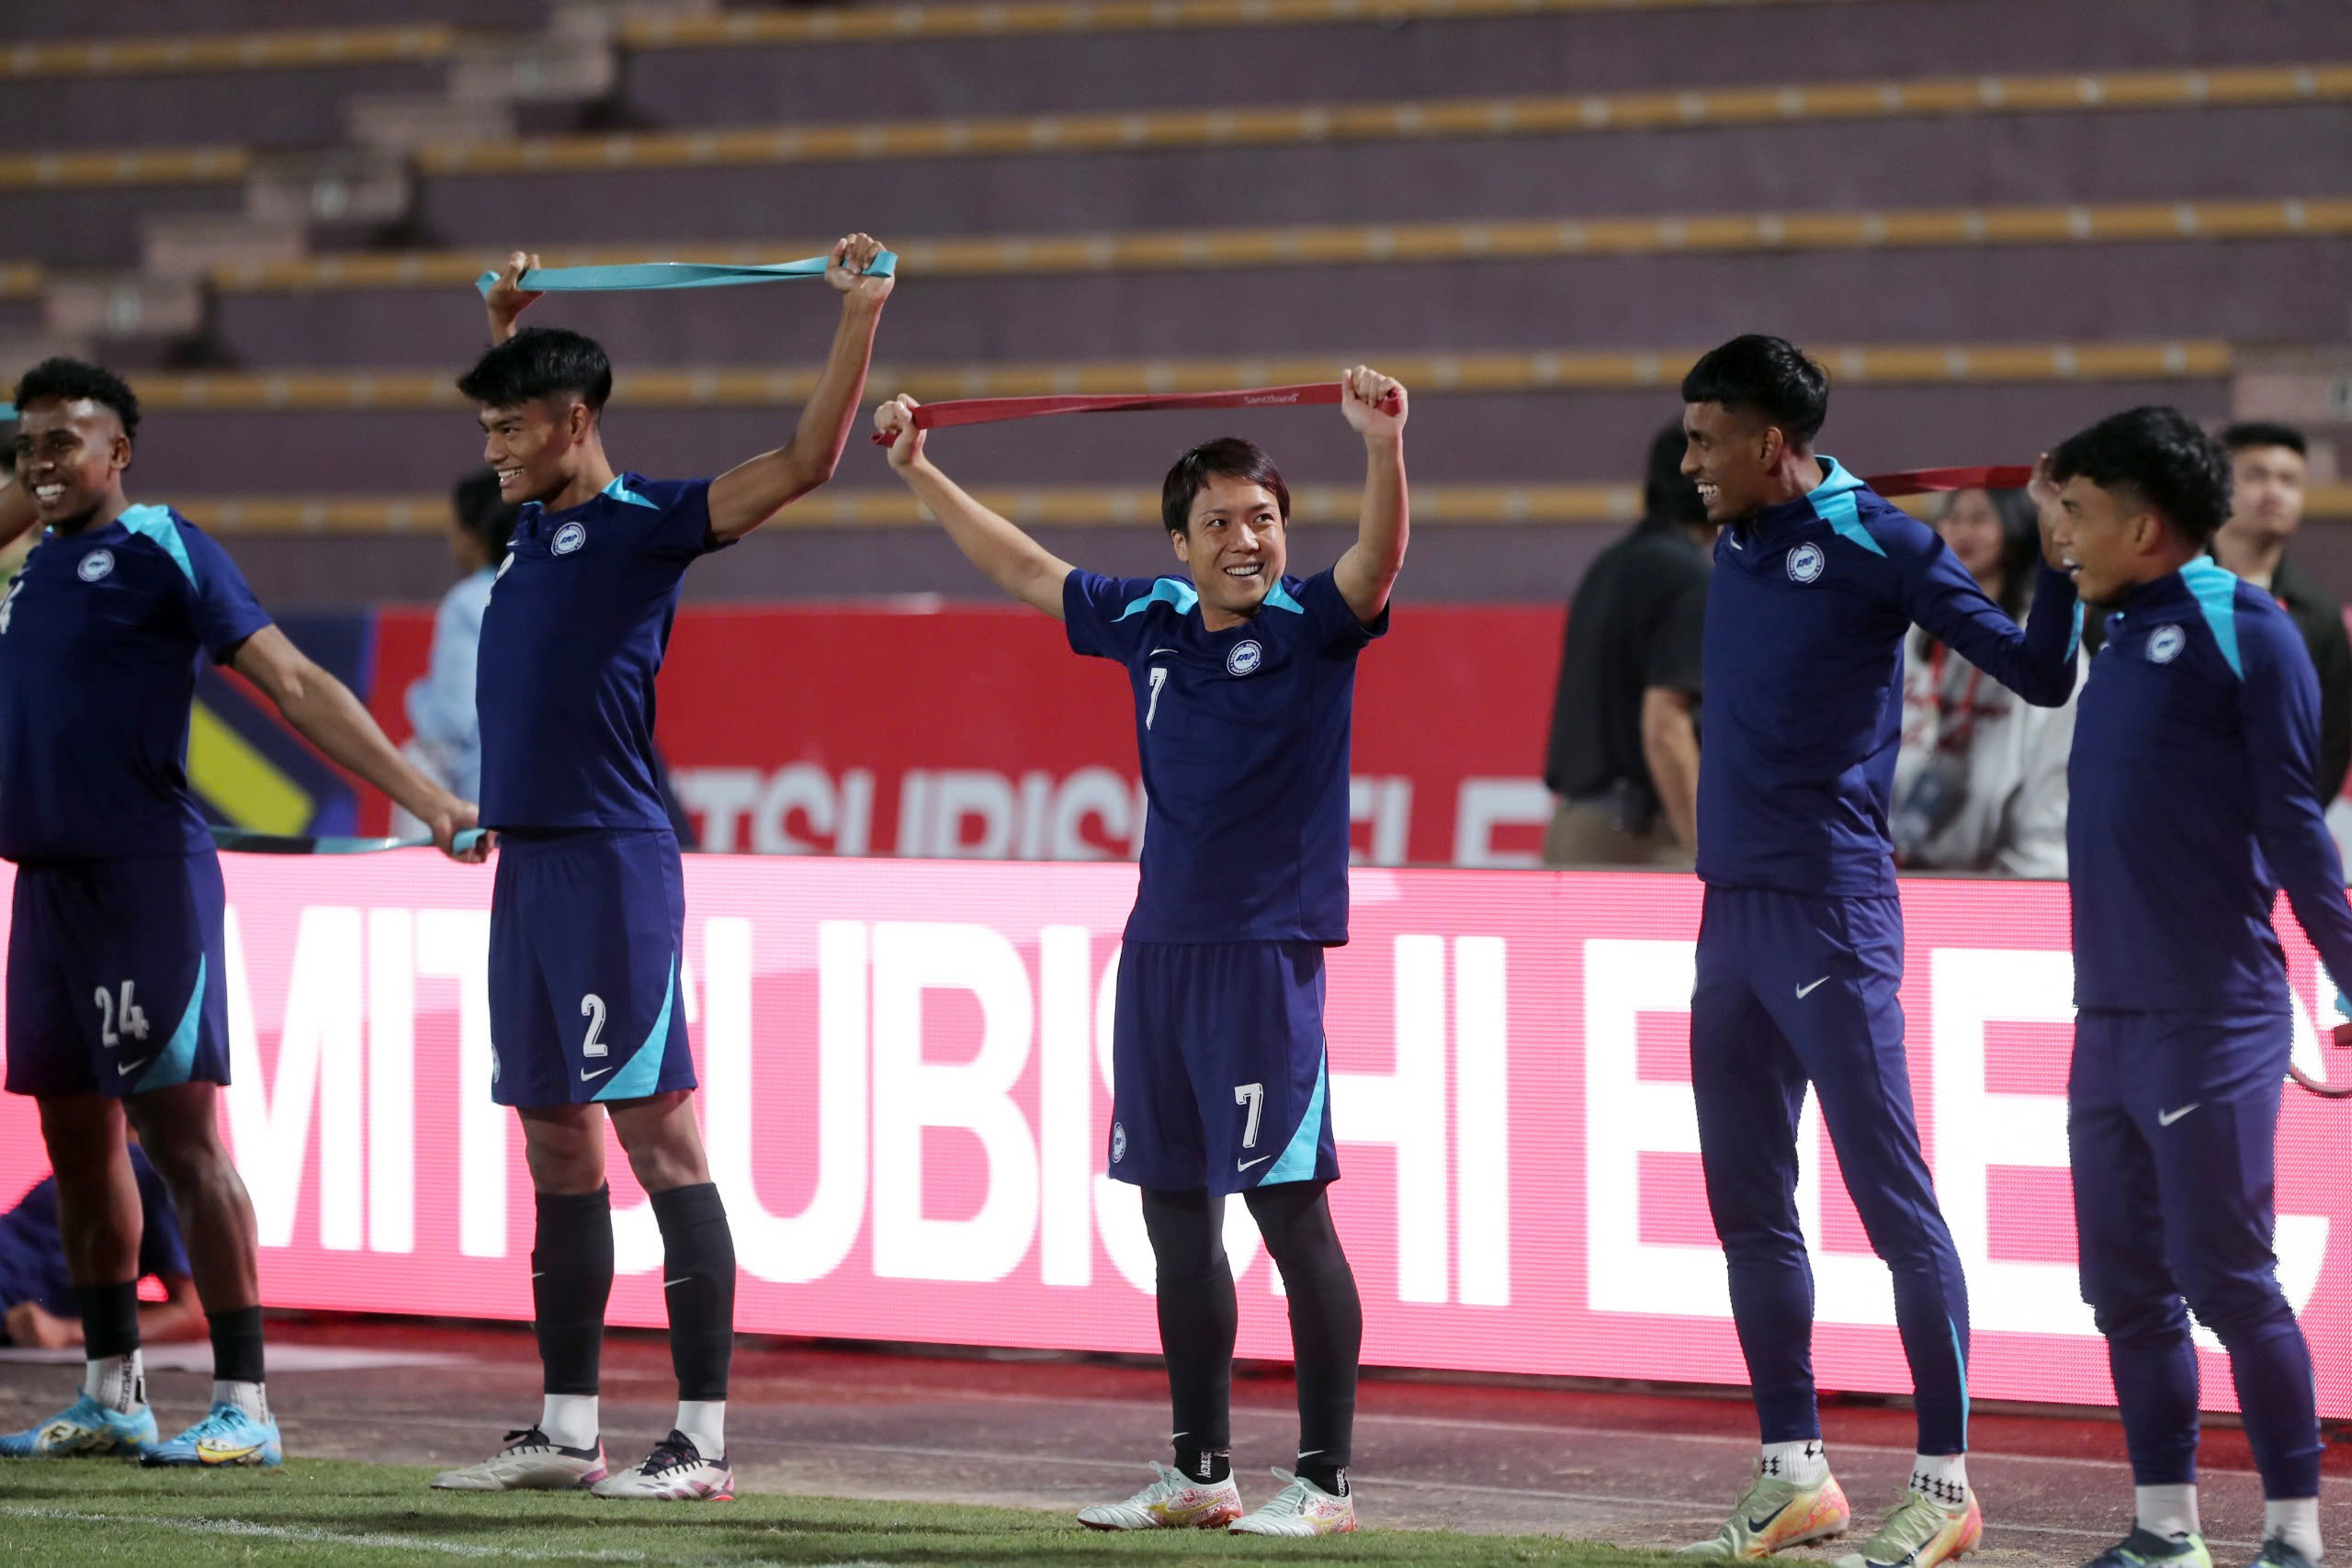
[95,981,150,1048]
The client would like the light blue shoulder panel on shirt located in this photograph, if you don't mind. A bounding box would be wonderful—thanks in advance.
[1114,579,1201,621]
[602,473,661,511]
[1806,457,1887,559]
[2180,557,2245,679]
[119,503,198,588]
[2066,601,2086,663]
[1262,580,1306,614]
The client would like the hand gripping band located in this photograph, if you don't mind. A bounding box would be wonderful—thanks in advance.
[475,253,897,298]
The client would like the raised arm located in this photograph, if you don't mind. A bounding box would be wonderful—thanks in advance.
[2243,616,2352,996]
[874,395,1074,618]
[1331,366,1408,625]
[1893,485,2080,707]
[230,625,484,860]
[705,234,894,543]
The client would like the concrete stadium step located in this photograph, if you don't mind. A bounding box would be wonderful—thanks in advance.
[0,57,447,154]
[410,109,2346,262]
[0,1,548,44]
[90,356,2227,494]
[615,0,2352,125]
[204,237,2346,370]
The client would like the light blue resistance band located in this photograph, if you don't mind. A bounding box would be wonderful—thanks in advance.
[213,826,488,855]
[473,253,897,298]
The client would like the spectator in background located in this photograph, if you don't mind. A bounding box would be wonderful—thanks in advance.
[1,1141,201,1350]
[1891,488,2082,877]
[1541,423,1713,866]
[401,469,513,818]
[2211,422,2351,800]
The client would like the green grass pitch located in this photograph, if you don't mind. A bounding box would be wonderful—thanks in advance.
[0,1459,1676,1567]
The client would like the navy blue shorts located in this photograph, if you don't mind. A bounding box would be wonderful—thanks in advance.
[5,852,231,1099]
[487,829,694,1109]
[1107,940,1339,1195]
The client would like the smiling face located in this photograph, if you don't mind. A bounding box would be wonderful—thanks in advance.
[10,397,130,532]
[2050,475,2165,606]
[1679,400,1777,523]
[478,397,592,508]
[1170,473,1288,624]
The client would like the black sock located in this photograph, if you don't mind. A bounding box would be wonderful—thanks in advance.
[1246,1182,1362,1484]
[1174,1447,1231,1484]
[533,1185,614,1396]
[77,1280,140,1361]
[650,1182,734,1402]
[1141,1188,1237,1456]
[208,1305,266,1385]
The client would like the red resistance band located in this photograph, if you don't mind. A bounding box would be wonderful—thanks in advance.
[871,381,1402,446]
[874,388,2031,502]
[1866,465,2034,497]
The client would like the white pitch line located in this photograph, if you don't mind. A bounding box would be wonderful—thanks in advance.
[0,1505,649,1562]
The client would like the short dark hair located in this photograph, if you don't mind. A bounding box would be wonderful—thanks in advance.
[2220,420,2307,459]
[12,356,140,446]
[450,468,516,565]
[2047,405,2233,547]
[1160,437,1290,536]
[1680,334,1828,447]
[1643,422,1706,526]
[456,326,612,413]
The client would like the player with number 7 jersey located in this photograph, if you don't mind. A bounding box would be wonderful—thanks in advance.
[873,367,1408,1536]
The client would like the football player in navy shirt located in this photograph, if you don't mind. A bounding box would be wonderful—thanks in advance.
[1672,337,2081,1566]
[2052,408,2352,1568]
[430,238,890,1503]
[0,358,478,1468]
[873,367,1407,1538]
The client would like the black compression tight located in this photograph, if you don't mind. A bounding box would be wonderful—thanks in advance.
[1139,1182,1362,1476]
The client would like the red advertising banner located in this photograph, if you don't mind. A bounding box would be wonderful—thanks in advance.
[364,604,1568,867]
[3,857,2348,1416]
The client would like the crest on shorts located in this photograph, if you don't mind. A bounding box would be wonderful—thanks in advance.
[1227,639,1263,677]
[1110,1122,1127,1164]
[77,549,114,582]
[1785,543,1825,584]
[2147,624,2186,664]
[552,521,587,556]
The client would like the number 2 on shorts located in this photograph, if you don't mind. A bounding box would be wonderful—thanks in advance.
[581,993,609,1058]
[1234,1081,1265,1149]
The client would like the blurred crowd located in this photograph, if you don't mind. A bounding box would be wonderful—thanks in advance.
[1543,420,2344,879]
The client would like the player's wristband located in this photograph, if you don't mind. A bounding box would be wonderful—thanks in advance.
[870,380,1404,446]
[475,254,897,298]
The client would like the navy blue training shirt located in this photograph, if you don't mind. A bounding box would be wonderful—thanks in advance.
[1065,566,1385,944]
[2068,557,2352,1013]
[1697,457,2081,898]
[477,474,727,831]
[0,504,271,863]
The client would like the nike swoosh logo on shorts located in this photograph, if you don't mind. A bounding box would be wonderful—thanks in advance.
[1795,976,1830,998]
[118,1057,151,1077]
[2158,1102,2201,1126]
[580,1066,613,1081]
[1238,1155,1272,1172]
